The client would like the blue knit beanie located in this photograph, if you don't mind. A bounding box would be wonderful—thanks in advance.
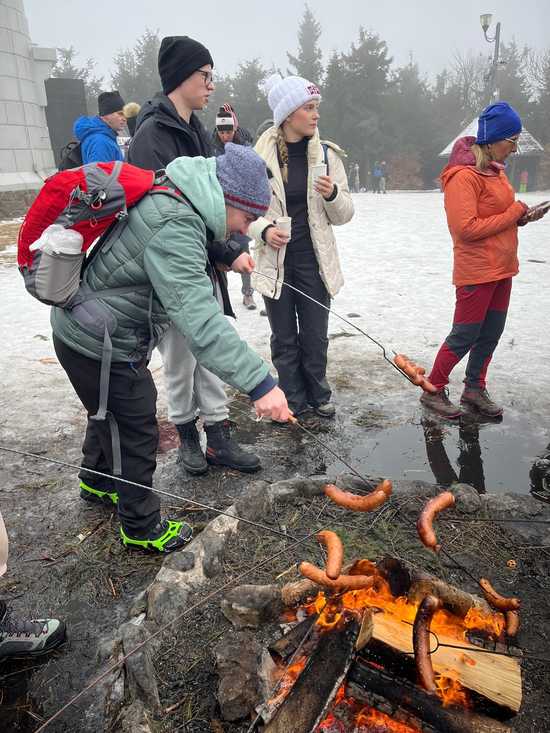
[215,143,271,217]
[476,102,522,145]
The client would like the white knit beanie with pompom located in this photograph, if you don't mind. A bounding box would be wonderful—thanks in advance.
[261,73,321,128]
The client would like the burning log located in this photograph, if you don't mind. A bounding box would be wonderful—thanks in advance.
[348,657,512,733]
[262,612,361,733]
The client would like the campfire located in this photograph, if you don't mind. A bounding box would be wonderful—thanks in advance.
[236,484,523,733]
[254,556,521,733]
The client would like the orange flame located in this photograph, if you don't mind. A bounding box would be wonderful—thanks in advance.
[435,675,471,708]
[356,704,421,732]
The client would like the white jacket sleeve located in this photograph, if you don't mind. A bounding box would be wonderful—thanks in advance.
[322,149,354,226]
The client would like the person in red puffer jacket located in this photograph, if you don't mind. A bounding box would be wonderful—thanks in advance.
[421,102,547,419]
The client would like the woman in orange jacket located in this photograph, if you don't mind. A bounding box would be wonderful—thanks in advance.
[421,102,546,419]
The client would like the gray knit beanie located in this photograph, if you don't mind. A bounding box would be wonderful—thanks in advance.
[215,143,271,216]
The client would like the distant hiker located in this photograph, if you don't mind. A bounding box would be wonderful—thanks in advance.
[420,102,547,419]
[128,36,261,477]
[123,102,141,137]
[73,91,127,164]
[251,74,354,420]
[379,160,388,193]
[372,161,383,193]
[212,103,257,310]
[51,144,290,554]
[0,509,66,658]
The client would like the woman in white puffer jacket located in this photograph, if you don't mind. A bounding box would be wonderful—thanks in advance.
[249,74,354,418]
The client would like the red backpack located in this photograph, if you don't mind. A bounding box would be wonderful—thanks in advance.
[18,160,156,270]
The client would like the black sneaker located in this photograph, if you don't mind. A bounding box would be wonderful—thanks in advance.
[176,419,208,475]
[0,601,66,659]
[120,519,193,553]
[205,419,261,472]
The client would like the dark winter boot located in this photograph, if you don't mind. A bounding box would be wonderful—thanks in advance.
[0,601,66,659]
[205,420,261,472]
[420,388,462,419]
[460,388,503,417]
[176,419,208,475]
[120,519,193,554]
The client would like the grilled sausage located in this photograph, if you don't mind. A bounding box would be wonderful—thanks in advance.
[479,578,521,611]
[324,483,391,512]
[394,354,409,370]
[419,377,438,394]
[417,491,456,552]
[299,562,375,590]
[413,594,442,693]
[316,530,344,580]
[505,610,520,637]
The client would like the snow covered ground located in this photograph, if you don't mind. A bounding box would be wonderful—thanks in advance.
[1,190,549,488]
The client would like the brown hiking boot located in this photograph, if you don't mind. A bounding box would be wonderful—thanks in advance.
[460,388,503,417]
[420,388,462,419]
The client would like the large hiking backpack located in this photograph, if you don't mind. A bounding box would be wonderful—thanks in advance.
[18,160,156,305]
[58,140,83,170]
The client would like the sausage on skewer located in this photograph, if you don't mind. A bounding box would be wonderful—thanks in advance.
[417,491,456,552]
[413,594,442,693]
[324,481,392,512]
[479,578,521,611]
[299,562,374,591]
[316,530,344,580]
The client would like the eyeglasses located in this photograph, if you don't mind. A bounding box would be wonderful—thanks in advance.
[505,137,519,146]
[196,70,214,86]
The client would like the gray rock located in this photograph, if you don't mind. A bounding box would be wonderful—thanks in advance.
[214,631,264,721]
[269,476,329,501]
[450,483,482,514]
[120,616,161,714]
[221,585,283,628]
[147,581,189,627]
[201,528,228,578]
[163,550,196,573]
[129,590,148,618]
[118,700,157,733]
[234,480,272,521]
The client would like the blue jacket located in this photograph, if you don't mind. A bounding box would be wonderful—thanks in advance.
[74,116,123,164]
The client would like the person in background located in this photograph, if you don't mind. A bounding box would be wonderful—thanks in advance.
[212,104,257,310]
[371,161,382,193]
[420,102,547,419]
[379,160,388,193]
[127,36,261,476]
[74,91,126,163]
[250,74,354,419]
[0,509,66,658]
[123,102,141,137]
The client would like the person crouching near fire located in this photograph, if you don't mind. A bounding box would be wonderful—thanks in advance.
[51,144,290,554]
[421,102,547,419]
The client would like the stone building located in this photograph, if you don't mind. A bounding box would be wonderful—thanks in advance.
[0,0,56,218]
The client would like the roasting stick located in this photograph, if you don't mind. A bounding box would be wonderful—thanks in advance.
[252,271,433,390]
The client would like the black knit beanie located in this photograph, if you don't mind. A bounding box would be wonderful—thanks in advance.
[98,91,125,116]
[158,36,214,95]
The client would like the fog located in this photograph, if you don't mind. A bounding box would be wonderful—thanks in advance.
[24,0,548,81]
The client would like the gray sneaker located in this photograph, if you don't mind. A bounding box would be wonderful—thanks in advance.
[461,388,503,417]
[420,388,462,419]
[0,601,66,659]
[314,402,336,418]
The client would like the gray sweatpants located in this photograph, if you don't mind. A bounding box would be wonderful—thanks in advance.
[158,325,229,426]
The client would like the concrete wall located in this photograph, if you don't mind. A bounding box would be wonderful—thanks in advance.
[0,0,56,212]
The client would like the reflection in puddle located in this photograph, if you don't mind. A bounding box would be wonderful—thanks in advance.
[330,407,547,495]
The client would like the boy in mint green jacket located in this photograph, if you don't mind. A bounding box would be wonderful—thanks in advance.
[52,144,289,553]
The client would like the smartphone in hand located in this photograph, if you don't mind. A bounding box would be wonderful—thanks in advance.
[529,200,550,215]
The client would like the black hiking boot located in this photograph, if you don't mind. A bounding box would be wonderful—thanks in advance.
[176,419,208,475]
[120,519,193,554]
[420,388,462,419]
[205,419,261,473]
[460,387,503,417]
[0,601,66,659]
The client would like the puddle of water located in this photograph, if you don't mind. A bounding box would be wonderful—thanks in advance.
[329,407,547,495]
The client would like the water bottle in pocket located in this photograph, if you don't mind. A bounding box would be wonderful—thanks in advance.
[24,225,85,306]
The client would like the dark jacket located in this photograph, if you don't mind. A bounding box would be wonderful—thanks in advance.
[210,126,253,156]
[74,116,123,164]
[128,94,212,169]
[128,94,240,317]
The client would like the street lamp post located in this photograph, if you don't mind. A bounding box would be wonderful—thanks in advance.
[480,13,502,102]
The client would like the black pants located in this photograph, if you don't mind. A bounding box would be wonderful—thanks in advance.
[53,336,160,536]
[263,251,331,413]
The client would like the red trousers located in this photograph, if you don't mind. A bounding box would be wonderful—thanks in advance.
[428,278,512,390]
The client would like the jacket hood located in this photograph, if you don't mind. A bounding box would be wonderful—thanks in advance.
[165,156,226,241]
[134,93,202,134]
[73,116,115,141]
[440,135,501,189]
